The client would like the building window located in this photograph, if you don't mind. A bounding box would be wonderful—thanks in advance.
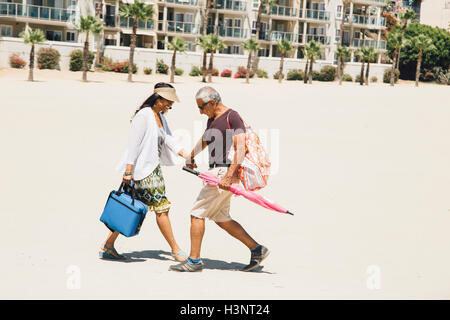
[46,30,62,41]
[234,19,241,28]
[66,31,75,42]
[185,13,193,23]
[1,25,12,37]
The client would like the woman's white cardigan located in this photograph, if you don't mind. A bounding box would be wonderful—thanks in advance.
[116,108,182,180]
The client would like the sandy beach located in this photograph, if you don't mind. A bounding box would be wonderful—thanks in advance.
[0,68,449,299]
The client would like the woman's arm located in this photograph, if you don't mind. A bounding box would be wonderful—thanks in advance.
[124,113,147,182]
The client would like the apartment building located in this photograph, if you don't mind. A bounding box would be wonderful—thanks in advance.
[0,0,388,65]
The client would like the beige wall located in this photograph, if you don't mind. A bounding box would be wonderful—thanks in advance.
[420,0,450,31]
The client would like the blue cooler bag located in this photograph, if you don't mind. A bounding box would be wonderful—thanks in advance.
[100,182,148,237]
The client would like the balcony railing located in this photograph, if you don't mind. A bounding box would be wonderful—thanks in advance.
[353,0,385,5]
[164,0,198,5]
[303,9,330,21]
[345,14,386,27]
[306,34,330,45]
[217,26,247,38]
[352,39,387,50]
[270,31,298,43]
[0,3,75,23]
[166,21,199,34]
[120,17,154,30]
[214,0,247,12]
[263,5,298,18]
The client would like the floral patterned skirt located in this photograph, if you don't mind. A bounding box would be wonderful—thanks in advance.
[126,165,171,214]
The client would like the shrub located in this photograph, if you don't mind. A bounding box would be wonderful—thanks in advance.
[156,59,169,74]
[100,56,114,71]
[318,65,336,81]
[435,68,450,85]
[420,68,435,82]
[189,66,202,76]
[383,69,400,83]
[342,73,353,82]
[286,69,304,81]
[37,47,60,70]
[113,61,137,74]
[69,49,94,71]
[234,66,254,78]
[221,69,232,77]
[211,68,219,76]
[175,67,184,76]
[256,69,268,78]
[9,53,26,69]
[273,71,284,80]
[144,67,152,75]
[311,70,320,81]
[355,74,361,83]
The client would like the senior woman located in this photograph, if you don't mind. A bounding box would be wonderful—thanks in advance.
[100,82,191,261]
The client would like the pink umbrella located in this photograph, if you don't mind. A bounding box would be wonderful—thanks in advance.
[183,167,294,216]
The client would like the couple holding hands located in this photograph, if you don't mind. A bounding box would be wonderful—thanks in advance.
[100,83,269,272]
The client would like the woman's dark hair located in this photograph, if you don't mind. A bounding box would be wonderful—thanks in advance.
[131,82,174,120]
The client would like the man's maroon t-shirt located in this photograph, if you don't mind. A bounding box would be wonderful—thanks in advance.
[203,108,246,166]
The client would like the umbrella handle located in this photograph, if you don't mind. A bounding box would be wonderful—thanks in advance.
[182,166,200,176]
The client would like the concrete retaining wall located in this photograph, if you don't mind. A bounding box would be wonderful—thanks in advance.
[0,37,391,81]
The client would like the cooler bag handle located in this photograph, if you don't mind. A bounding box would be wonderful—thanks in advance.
[116,182,137,207]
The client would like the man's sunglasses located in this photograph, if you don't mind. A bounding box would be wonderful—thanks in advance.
[198,101,210,110]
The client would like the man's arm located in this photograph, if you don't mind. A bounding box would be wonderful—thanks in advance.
[219,133,245,190]
[186,137,208,168]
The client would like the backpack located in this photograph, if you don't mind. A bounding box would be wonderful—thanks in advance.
[227,112,271,191]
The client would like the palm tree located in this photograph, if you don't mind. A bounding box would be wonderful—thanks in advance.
[405,34,435,87]
[207,34,226,83]
[303,49,309,84]
[396,9,416,73]
[197,35,212,82]
[355,48,365,86]
[78,15,103,82]
[119,0,154,82]
[336,46,351,85]
[167,37,187,83]
[201,0,213,82]
[304,40,321,84]
[19,28,45,82]
[95,0,104,69]
[276,39,293,83]
[242,39,260,84]
[363,46,378,86]
[387,29,403,86]
[252,0,277,72]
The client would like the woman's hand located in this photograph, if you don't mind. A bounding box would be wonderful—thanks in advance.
[123,173,134,184]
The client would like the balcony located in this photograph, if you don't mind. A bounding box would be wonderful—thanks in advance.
[303,9,330,21]
[120,17,154,30]
[163,0,198,6]
[270,31,299,43]
[0,3,75,23]
[352,39,387,50]
[166,21,199,34]
[352,0,385,6]
[306,34,330,45]
[345,14,386,27]
[214,0,247,12]
[263,5,297,18]
[217,26,247,39]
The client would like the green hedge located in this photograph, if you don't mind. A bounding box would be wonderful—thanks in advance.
[287,69,304,80]
[37,47,60,70]
[318,66,336,81]
[69,50,94,71]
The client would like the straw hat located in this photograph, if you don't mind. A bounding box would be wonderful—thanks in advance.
[154,87,180,102]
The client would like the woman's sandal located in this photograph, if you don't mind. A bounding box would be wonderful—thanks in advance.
[99,244,126,260]
[171,250,188,262]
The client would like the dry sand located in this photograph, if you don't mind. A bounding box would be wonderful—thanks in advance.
[0,68,449,299]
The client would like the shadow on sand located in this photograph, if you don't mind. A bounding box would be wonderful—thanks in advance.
[116,250,273,273]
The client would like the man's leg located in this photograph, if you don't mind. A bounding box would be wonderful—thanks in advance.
[190,215,205,260]
[215,220,259,250]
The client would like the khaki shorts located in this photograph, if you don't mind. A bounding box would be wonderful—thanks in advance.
[190,167,239,222]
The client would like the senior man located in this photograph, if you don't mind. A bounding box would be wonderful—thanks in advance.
[169,86,269,272]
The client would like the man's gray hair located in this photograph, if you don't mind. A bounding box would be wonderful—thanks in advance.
[195,86,222,104]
